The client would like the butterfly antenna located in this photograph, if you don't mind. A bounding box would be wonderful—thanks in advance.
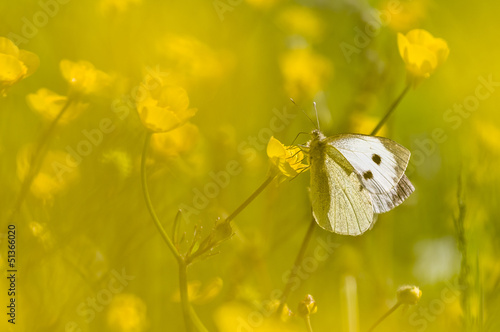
[313,102,320,131]
[290,98,317,130]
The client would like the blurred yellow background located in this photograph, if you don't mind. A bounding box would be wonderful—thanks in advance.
[1,0,499,331]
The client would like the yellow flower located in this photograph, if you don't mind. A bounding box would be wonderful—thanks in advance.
[26,88,88,123]
[107,294,148,332]
[280,48,332,99]
[0,37,39,96]
[60,59,111,96]
[215,302,302,332]
[398,29,449,85]
[151,122,199,157]
[383,0,428,32]
[397,285,422,305]
[297,294,318,318]
[267,136,307,178]
[16,146,79,202]
[276,6,324,42]
[171,277,223,305]
[246,0,284,10]
[99,0,142,14]
[158,35,234,84]
[136,84,197,133]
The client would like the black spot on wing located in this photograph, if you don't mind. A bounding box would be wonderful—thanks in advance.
[372,154,381,165]
[363,171,373,180]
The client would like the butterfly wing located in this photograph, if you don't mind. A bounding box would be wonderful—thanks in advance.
[327,134,414,213]
[369,174,414,213]
[310,144,375,235]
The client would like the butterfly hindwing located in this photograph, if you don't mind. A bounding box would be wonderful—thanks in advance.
[327,134,411,194]
[309,143,374,235]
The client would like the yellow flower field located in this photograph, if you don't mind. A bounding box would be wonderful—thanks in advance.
[1,0,499,331]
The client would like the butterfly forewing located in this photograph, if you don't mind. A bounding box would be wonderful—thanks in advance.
[369,174,414,213]
[327,134,411,194]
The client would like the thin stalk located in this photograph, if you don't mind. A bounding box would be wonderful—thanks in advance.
[189,306,209,332]
[185,173,276,265]
[224,173,276,224]
[277,217,316,314]
[141,132,208,332]
[367,302,401,332]
[140,132,182,263]
[8,98,74,222]
[370,84,410,136]
[305,316,313,332]
[179,262,193,332]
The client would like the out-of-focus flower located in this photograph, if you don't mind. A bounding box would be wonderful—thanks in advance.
[276,6,324,42]
[245,0,283,10]
[383,0,428,32]
[26,88,88,123]
[29,221,53,248]
[99,0,142,14]
[397,285,422,305]
[100,150,133,179]
[215,302,302,332]
[280,48,332,99]
[171,277,223,305]
[151,122,199,157]
[158,35,234,85]
[107,294,148,332]
[136,84,197,133]
[267,136,307,178]
[349,112,388,137]
[60,59,111,96]
[398,29,449,85]
[297,294,317,318]
[0,36,39,96]
[16,147,79,202]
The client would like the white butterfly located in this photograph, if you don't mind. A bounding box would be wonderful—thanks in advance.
[306,129,414,236]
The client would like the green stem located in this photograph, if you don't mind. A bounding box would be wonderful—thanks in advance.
[140,132,182,263]
[224,173,276,224]
[185,173,276,265]
[305,316,313,332]
[277,217,316,314]
[367,302,401,332]
[8,98,74,223]
[179,262,193,332]
[190,305,209,332]
[370,84,411,136]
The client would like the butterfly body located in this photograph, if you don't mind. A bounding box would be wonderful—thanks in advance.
[306,129,414,236]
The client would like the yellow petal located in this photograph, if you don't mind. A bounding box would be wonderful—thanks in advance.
[26,88,88,123]
[18,50,40,77]
[27,88,67,119]
[0,54,26,82]
[398,29,449,81]
[0,37,19,57]
[137,85,197,133]
[151,122,199,157]
[267,136,287,159]
[158,85,190,111]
